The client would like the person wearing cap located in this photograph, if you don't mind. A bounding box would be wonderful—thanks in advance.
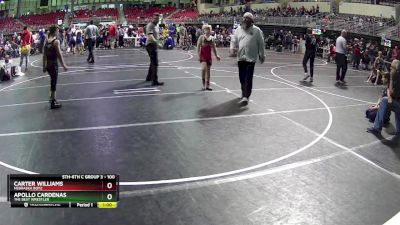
[233,12,265,107]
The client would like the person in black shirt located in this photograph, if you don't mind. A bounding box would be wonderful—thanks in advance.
[367,59,400,135]
[302,28,317,82]
[43,25,68,109]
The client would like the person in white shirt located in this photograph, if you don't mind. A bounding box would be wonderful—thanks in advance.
[335,30,348,84]
[3,55,14,78]
[234,12,265,107]
[85,20,99,63]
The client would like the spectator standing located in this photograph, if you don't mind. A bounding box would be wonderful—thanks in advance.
[302,28,317,83]
[109,22,117,49]
[85,20,99,63]
[335,30,348,84]
[118,26,125,48]
[353,43,362,70]
[39,29,46,53]
[20,26,32,72]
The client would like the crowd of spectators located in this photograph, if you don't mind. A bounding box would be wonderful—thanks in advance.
[124,5,176,22]
[199,4,322,21]
[72,8,118,21]
[169,7,199,22]
[20,11,65,31]
[0,18,25,35]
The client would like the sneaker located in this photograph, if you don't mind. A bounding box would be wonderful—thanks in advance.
[152,81,164,86]
[336,80,340,84]
[206,87,213,91]
[366,127,381,135]
[50,100,62,109]
[302,74,310,81]
[310,77,313,83]
[339,80,346,84]
[238,97,249,106]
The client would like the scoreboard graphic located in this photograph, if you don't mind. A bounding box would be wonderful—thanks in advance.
[7,174,119,208]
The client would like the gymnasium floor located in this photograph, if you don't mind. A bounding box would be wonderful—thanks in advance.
[0,48,399,225]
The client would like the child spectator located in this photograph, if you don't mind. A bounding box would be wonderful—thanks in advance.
[361,50,370,70]
[353,44,361,70]
[76,32,84,55]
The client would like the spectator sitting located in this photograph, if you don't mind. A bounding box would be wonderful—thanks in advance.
[164,36,174,50]
[361,51,370,70]
[3,55,16,78]
[367,59,400,136]
[367,51,386,85]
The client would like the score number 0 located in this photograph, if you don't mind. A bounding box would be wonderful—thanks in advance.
[106,182,114,200]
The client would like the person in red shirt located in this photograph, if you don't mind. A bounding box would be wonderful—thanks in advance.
[20,26,32,71]
[109,22,117,49]
[353,44,361,70]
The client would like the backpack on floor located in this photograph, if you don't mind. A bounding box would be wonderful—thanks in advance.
[365,105,390,124]
[366,107,378,122]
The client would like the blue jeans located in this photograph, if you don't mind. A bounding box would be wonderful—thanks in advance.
[20,54,28,69]
[373,97,400,131]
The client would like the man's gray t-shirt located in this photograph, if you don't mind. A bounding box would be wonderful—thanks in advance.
[336,36,347,54]
[85,25,98,40]
[146,22,159,45]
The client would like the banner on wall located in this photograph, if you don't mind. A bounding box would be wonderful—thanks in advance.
[40,0,49,7]
[74,5,88,11]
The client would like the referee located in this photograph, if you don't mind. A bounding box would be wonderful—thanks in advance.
[145,13,164,86]
[335,30,348,84]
